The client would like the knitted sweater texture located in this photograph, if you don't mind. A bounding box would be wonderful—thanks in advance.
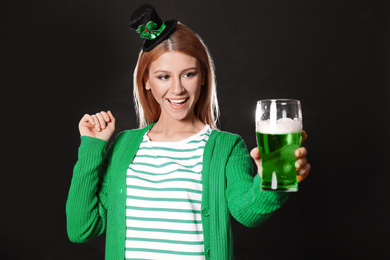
[66,125,288,259]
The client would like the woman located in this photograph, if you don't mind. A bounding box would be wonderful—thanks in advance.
[66,4,310,260]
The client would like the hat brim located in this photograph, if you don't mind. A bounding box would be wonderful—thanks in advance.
[142,19,178,52]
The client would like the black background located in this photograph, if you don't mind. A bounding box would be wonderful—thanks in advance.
[1,0,389,259]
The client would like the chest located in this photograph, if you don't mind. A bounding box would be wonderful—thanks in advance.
[123,129,211,258]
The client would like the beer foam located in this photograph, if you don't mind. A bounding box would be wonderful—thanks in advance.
[257,118,302,134]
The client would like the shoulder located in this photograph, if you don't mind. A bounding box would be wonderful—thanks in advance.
[108,124,154,151]
[204,130,251,166]
[115,128,144,141]
[207,130,249,155]
[209,129,245,145]
[114,124,153,142]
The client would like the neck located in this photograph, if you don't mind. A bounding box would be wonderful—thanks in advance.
[149,114,205,142]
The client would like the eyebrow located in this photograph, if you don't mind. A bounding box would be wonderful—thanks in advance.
[153,67,198,75]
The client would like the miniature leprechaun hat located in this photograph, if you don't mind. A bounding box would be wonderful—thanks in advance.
[129,3,178,52]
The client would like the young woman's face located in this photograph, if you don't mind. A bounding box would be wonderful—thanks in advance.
[145,51,204,123]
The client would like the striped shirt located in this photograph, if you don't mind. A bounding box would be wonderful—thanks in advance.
[125,125,212,260]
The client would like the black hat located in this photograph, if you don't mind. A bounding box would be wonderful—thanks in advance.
[129,4,178,52]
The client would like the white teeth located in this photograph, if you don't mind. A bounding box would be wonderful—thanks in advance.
[169,99,186,104]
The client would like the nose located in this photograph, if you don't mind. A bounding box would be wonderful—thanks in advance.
[170,76,185,95]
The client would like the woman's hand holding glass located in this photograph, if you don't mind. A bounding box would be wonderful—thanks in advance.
[250,130,311,183]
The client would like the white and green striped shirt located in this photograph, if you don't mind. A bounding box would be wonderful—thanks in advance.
[125,125,212,260]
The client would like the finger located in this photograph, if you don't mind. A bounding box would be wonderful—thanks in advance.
[295,157,307,170]
[107,110,115,122]
[80,114,94,125]
[295,147,307,158]
[297,163,311,182]
[100,111,111,122]
[96,113,107,130]
[298,163,311,175]
[106,110,116,130]
[301,130,308,142]
[91,114,100,131]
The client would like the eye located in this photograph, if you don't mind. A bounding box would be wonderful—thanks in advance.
[157,75,169,80]
[183,72,197,78]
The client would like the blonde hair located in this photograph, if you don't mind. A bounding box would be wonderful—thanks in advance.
[133,23,219,129]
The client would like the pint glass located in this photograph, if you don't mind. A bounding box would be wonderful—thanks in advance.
[256,99,303,192]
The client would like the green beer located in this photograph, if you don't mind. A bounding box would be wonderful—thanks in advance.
[256,99,303,192]
[256,131,302,192]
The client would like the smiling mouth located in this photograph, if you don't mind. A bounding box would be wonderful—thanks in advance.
[167,98,188,105]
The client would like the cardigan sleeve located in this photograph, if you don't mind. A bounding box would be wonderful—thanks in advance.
[225,135,288,227]
[66,134,120,243]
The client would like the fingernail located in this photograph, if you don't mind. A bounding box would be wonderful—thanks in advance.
[298,168,305,175]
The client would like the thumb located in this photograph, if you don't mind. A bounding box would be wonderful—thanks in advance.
[250,147,263,173]
[250,147,261,160]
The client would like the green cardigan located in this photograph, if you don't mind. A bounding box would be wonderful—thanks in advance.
[66,125,288,259]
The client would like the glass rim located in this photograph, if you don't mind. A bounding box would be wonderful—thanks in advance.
[257,99,301,104]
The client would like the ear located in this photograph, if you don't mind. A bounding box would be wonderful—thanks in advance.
[145,78,151,90]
